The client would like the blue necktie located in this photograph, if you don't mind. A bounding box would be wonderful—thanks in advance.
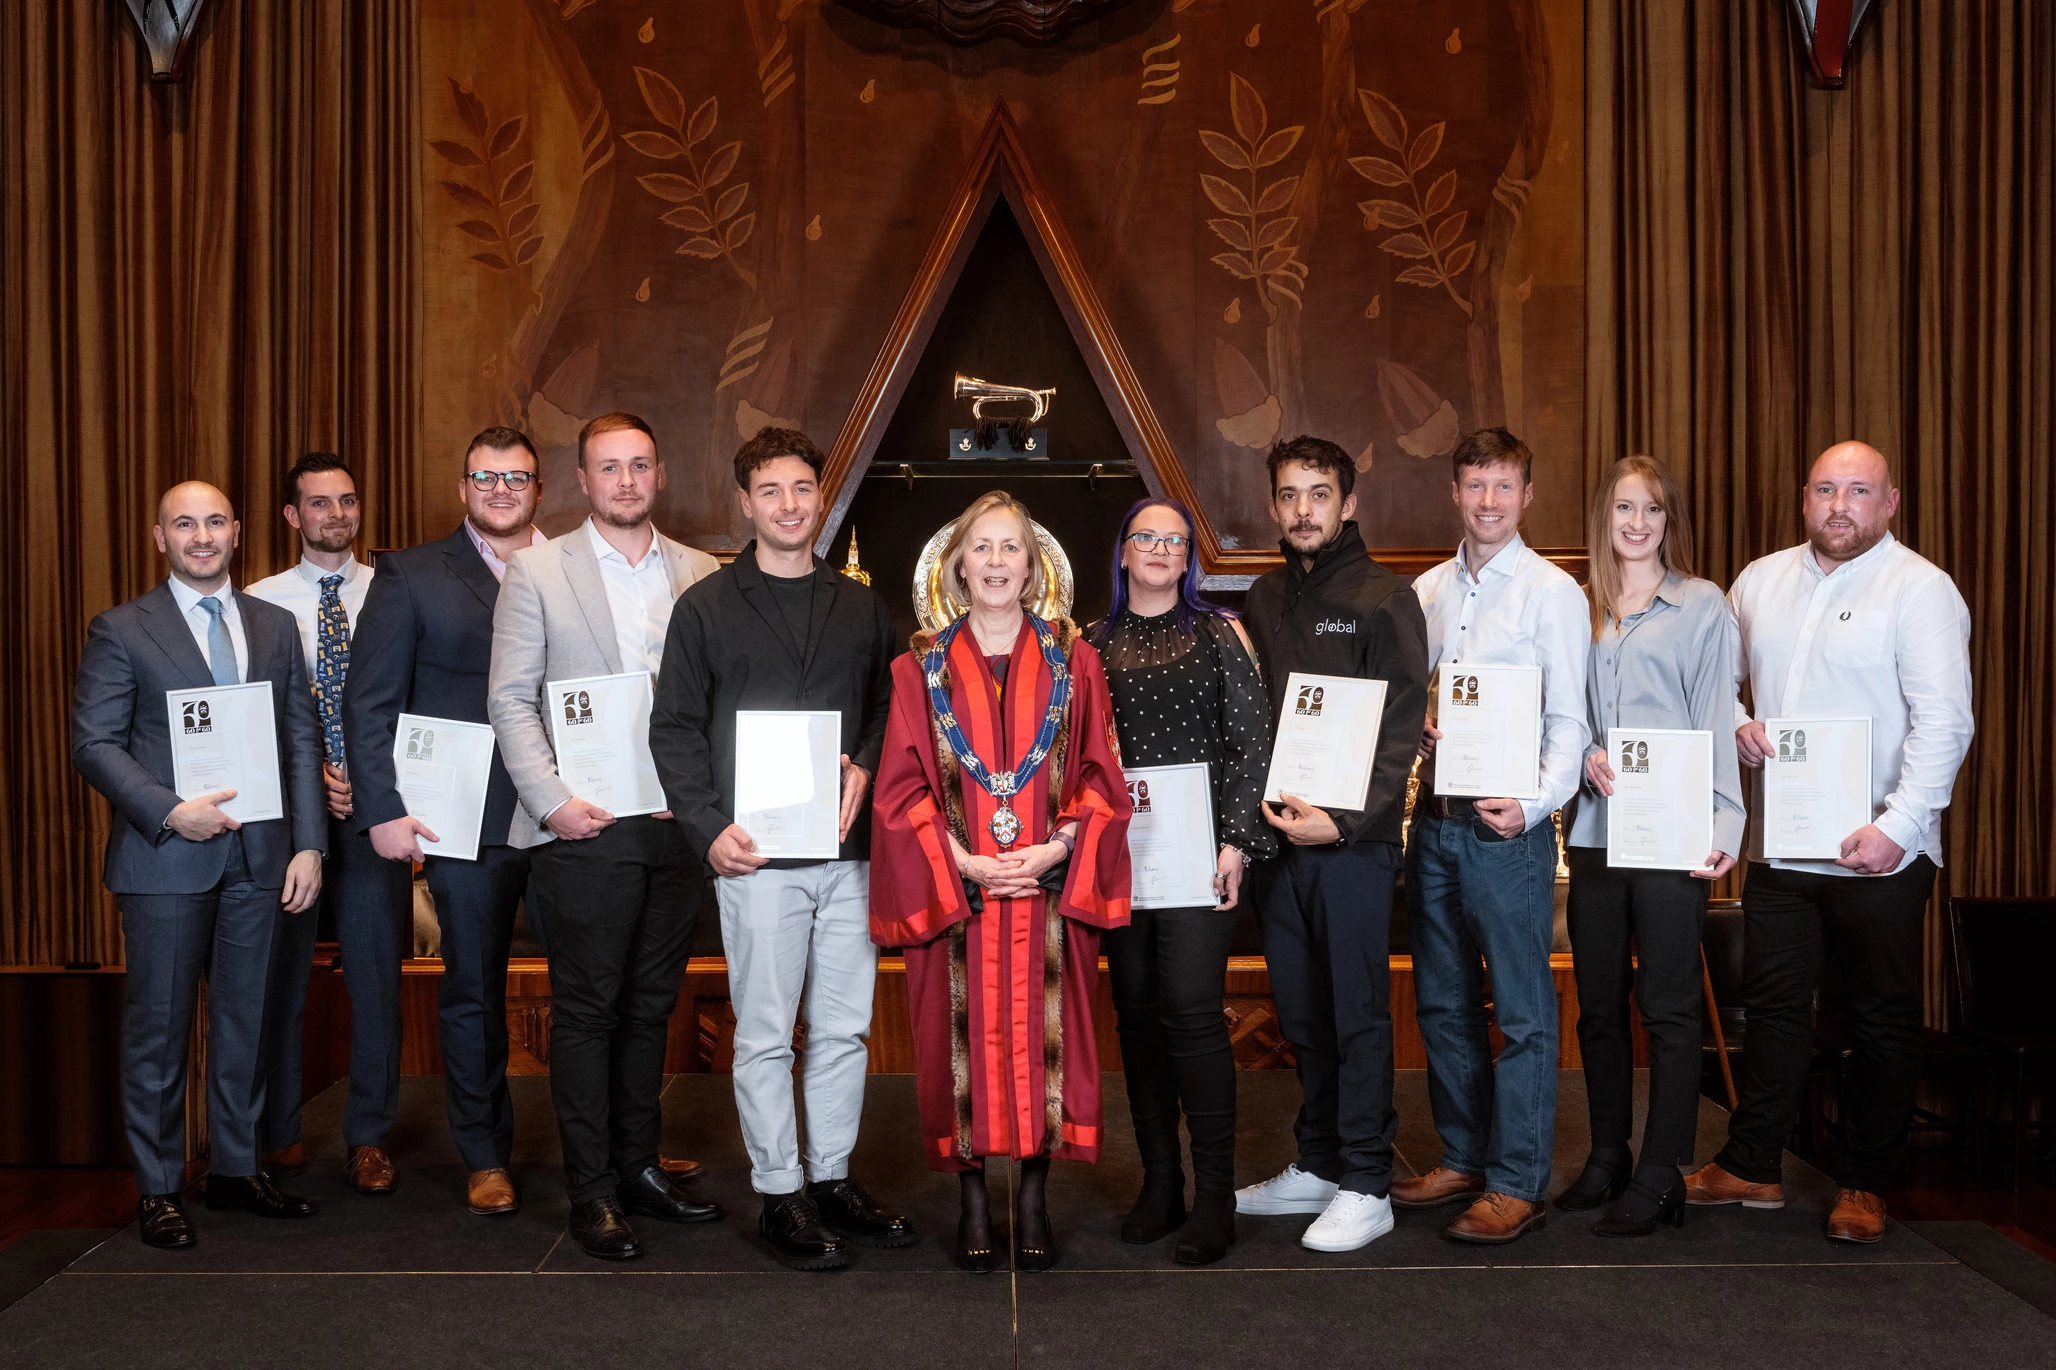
[315,573,349,767]
[197,595,238,686]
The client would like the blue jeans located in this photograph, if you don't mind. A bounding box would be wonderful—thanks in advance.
[1406,807,1560,1202]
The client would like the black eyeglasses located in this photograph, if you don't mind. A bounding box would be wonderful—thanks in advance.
[466,470,536,492]
[1126,531,1190,552]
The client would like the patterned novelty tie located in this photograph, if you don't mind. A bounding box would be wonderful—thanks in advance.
[314,573,350,766]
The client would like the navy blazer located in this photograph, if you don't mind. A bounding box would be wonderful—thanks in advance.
[343,524,521,846]
[71,580,328,894]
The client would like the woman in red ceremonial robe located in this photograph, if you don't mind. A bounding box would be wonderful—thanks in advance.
[870,491,1131,1274]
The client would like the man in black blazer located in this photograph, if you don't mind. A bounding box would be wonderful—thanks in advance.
[343,427,546,1218]
[71,481,327,1250]
[650,428,910,1270]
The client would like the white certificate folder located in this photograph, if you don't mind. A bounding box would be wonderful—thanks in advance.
[165,681,283,824]
[1761,717,1873,861]
[1125,763,1217,910]
[1263,673,1387,812]
[733,710,842,860]
[1605,728,1715,871]
[1432,663,1543,800]
[546,672,667,819]
[393,714,496,861]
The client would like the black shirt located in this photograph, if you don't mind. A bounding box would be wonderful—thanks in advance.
[763,568,816,658]
[1243,521,1430,846]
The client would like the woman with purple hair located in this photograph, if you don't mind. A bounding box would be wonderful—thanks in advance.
[1088,497,1275,1265]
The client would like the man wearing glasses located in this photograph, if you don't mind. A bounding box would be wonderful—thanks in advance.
[342,427,550,1217]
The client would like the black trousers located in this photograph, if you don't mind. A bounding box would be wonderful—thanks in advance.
[423,844,533,1173]
[1565,849,1707,1171]
[1251,841,1399,1196]
[531,816,699,1205]
[1104,900,1238,1191]
[1715,857,1937,1194]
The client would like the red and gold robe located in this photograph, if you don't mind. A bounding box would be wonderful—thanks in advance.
[869,616,1132,1170]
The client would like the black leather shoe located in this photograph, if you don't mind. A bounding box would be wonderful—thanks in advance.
[808,1177,916,1248]
[618,1164,723,1224]
[761,1191,852,1270]
[1593,1164,1686,1238]
[570,1197,644,1261]
[204,1172,318,1219]
[1553,1153,1632,1212]
[137,1194,195,1249]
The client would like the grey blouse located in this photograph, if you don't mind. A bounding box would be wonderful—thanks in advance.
[1565,572,1747,857]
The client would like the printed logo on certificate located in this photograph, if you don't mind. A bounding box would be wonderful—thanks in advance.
[733,710,842,861]
[166,681,284,824]
[1761,717,1873,861]
[1604,728,1715,871]
[393,714,497,862]
[1124,763,1216,910]
[546,671,667,819]
[1262,673,1387,812]
[1432,663,1543,800]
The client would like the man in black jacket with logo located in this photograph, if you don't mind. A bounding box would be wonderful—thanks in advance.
[649,428,913,1270]
[1233,436,1429,1255]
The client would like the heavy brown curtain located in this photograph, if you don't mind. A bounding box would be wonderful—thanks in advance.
[0,0,421,963]
[1588,1,2055,1010]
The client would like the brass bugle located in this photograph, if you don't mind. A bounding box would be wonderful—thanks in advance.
[953,373,1055,426]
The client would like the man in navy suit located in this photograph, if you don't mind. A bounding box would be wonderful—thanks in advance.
[71,481,328,1250]
[343,427,548,1218]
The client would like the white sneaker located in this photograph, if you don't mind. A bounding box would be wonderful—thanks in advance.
[1235,1164,1340,1215]
[1300,1191,1395,1252]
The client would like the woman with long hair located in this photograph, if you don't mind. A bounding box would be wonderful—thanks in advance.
[1088,497,1274,1266]
[869,491,1132,1273]
[1558,455,1744,1236]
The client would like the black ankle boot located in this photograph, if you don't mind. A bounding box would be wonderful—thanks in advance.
[1121,1167,1187,1244]
[1593,1164,1685,1238]
[1553,1151,1632,1211]
[1173,1190,1235,1266]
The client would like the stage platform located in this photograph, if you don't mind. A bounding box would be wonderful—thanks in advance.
[3,1072,2052,1369]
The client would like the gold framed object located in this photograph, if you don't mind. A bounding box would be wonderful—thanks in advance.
[913,517,1075,633]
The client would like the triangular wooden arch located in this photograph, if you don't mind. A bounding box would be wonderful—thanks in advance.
[817,102,1224,570]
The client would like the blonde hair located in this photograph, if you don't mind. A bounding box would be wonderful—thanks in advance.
[941,490,1046,611]
[1586,455,1696,640]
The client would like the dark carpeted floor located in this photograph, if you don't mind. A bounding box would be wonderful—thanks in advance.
[2,1071,2051,1369]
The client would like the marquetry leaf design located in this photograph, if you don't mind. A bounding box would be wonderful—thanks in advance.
[1199,72,1308,317]
[1349,88,1473,316]
[625,68,757,288]
[622,131,685,160]
[430,79,544,274]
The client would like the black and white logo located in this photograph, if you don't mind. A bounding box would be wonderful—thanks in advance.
[1619,739,1650,774]
[562,689,593,726]
[1449,674,1481,706]
[1776,728,1808,763]
[1314,618,1357,636]
[405,727,435,761]
[181,700,213,735]
[1127,778,1153,814]
[1294,684,1326,717]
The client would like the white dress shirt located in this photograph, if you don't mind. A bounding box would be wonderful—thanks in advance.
[1414,533,1591,831]
[245,554,373,671]
[584,517,674,676]
[465,519,548,583]
[1729,533,1974,876]
[166,574,249,682]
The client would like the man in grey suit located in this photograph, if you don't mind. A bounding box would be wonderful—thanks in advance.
[487,413,722,1261]
[71,481,328,1250]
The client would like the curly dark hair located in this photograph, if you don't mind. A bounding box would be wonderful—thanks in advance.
[733,426,825,488]
[1265,435,1354,500]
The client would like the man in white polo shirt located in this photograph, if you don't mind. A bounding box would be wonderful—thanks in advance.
[1687,440,1973,1245]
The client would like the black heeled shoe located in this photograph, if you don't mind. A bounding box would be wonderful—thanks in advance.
[1120,1167,1187,1244]
[1593,1166,1685,1238]
[1015,1158,1058,1272]
[1552,1152,1632,1211]
[955,1172,999,1274]
[1173,1190,1236,1266]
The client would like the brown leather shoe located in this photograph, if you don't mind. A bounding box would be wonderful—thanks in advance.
[346,1145,397,1195]
[1683,1162,1785,1209]
[467,1168,518,1216]
[1825,1188,1886,1243]
[261,1142,306,1174]
[1443,1192,1548,1244]
[1390,1166,1487,1209]
[658,1156,703,1182]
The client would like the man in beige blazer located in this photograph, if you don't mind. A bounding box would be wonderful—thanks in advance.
[487,412,720,1261]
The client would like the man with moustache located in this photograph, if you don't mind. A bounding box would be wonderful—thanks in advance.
[342,427,548,1216]
[72,482,327,1248]
[1399,427,1589,1244]
[1234,436,1430,1253]
[649,428,910,1270]
[488,412,721,1260]
[1687,441,1973,1244]
[246,453,412,1194]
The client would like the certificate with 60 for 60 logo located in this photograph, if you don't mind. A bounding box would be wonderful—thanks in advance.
[1262,671,1388,812]
[1432,663,1542,801]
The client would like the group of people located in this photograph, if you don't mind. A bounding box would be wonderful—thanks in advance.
[70,413,1973,1270]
